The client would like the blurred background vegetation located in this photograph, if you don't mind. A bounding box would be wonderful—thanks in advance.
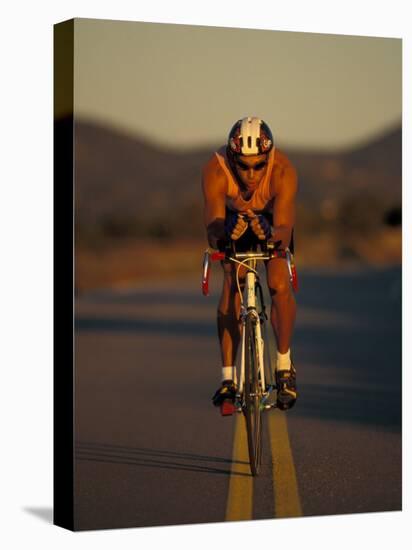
[72,119,401,292]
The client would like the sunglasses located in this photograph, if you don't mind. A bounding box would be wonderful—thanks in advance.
[235,159,267,171]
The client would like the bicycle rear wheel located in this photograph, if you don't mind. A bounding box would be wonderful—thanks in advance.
[243,314,263,476]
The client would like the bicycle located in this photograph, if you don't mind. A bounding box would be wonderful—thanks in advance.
[202,240,298,476]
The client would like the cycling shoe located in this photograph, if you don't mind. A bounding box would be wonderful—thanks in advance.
[276,364,297,410]
[212,380,237,415]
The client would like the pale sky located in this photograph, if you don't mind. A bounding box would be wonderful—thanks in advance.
[72,18,402,151]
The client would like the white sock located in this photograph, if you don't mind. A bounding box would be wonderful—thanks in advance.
[277,349,291,371]
[222,366,237,384]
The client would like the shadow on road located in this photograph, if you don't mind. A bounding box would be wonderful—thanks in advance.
[75,441,250,477]
[296,267,401,315]
[289,267,401,431]
[81,288,207,307]
[290,382,401,430]
[75,267,402,432]
[75,316,216,337]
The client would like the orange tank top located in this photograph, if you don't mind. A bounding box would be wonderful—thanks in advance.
[214,146,276,213]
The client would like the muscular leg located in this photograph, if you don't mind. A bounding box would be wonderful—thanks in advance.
[217,261,246,366]
[265,258,296,353]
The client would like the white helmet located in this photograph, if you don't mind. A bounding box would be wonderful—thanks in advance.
[228,116,274,156]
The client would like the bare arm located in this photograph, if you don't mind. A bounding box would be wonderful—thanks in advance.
[271,159,298,249]
[201,157,227,249]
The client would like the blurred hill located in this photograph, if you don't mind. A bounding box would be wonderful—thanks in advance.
[288,125,401,206]
[74,120,210,242]
[74,119,401,235]
[71,118,401,290]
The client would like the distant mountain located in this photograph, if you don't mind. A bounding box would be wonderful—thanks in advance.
[72,118,401,240]
[286,125,401,207]
[74,120,214,227]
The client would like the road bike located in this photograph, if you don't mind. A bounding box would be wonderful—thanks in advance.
[202,241,298,476]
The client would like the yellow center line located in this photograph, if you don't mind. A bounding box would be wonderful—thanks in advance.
[226,285,302,521]
[225,413,253,521]
[263,301,302,519]
[268,411,302,518]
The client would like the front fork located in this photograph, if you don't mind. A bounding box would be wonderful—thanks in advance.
[237,273,267,403]
[237,306,276,411]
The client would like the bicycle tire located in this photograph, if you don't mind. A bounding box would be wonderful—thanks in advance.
[243,314,263,476]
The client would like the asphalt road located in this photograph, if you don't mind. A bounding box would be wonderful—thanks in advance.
[74,265,402,530]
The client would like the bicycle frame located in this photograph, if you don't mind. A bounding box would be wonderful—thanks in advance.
[237,258,266,398]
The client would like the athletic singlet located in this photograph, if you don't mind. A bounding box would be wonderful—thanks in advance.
[214,146,276,213]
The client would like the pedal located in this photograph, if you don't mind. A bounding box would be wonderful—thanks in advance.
[220,399,235,416]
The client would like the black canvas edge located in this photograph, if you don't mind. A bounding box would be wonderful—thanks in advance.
[53,19,75,531]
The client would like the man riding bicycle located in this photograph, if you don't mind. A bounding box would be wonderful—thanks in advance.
[201,116,298,411]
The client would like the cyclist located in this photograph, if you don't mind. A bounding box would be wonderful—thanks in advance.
[201,116,298,411]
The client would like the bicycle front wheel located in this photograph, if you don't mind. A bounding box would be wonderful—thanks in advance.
[243,314,263,476]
